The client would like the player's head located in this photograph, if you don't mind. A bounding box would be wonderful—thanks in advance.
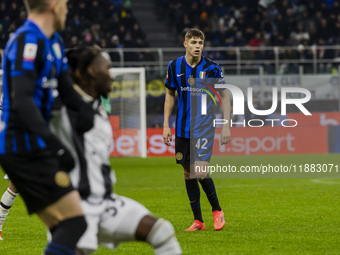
[24,0,68,31]
[67,47,113,99]
[184,28,205,58]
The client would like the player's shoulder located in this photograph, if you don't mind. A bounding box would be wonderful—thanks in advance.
[202,56,222,70]
[16,22,46,41]
[4,29,41,59]
[53,32,65,45]
[11,27,45,48]
[168,56,183,66]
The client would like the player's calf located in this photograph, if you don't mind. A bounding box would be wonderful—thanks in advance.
[146,218,182,255]
[45,216,87,255]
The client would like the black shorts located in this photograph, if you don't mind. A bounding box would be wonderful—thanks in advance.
[0,150,74,214]
[175,132,214,165]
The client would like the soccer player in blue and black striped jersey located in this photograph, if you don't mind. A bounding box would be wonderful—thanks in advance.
[0,0,93,254]
[163,28,231,231]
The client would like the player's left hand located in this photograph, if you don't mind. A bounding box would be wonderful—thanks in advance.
[221,126,231,145]
[163,126,172,146]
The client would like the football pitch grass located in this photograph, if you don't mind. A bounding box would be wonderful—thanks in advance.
[0,154,339,254]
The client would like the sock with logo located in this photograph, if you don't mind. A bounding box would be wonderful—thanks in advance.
[185,179,203,222]
[199,174,221,212]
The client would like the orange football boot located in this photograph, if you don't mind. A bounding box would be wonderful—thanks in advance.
[213,210,225,231]
[185,220,206,231]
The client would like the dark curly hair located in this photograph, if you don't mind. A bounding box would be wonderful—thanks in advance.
[66,46,102,86]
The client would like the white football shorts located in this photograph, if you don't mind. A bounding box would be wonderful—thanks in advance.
[77,194,150,252]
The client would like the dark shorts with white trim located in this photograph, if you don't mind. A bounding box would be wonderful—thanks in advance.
[0,149,74,214]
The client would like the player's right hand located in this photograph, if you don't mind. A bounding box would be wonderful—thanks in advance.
[46,135,75,172]
[163,126,172,146]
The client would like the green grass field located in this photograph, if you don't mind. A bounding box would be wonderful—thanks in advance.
[0,154,340,254]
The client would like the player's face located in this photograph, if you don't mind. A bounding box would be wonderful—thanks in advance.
[184,37,204,58]
[93,53,113,98]
[53,0,68,31]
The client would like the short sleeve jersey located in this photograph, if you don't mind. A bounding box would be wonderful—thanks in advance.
[165,55,225,138]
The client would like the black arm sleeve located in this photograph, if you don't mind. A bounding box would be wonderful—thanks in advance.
[58,68,87,111]
[12,75,53,140]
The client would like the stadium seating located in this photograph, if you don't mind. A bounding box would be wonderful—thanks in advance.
[156,0,340,74]
[158,0,340,48]
[0,0,147,50]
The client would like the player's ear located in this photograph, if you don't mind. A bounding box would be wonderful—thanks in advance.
[87,66,97,79]
[183,40,187,48]
[50,0,58,13]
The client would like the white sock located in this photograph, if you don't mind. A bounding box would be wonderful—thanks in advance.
[0,188,19,231]
[147,219,182,255]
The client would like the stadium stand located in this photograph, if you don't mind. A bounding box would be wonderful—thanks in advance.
[156,0,340,74]
[0,0,148,50]
[158,0,340,48]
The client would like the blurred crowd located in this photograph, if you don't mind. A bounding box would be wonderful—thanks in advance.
[159,0,340,48]
[157,0,340,73]
[0,0,148,56]
[2,0,340,72]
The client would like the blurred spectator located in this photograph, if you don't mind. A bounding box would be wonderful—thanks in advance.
[234,31,245,46]
[69,36,78,48]
[8,2,20,20]
[83,30,94,46]
[250,32,264,47]
[318,19,333,41]
[0,2,6,19]
[99,38,108,49]
[131,23,146,46]
[108,35,123,62]
[121,9,136,30]
[0,24,8,49]
[282,49,299,74]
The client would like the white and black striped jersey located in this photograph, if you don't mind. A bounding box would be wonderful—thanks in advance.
[50,85,114,205]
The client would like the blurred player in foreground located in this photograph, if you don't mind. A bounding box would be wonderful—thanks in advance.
[163,28,231,231]
[0,99,18,241]
[0,177,18,240]
[0,0,95,253]
[50,46,181,255]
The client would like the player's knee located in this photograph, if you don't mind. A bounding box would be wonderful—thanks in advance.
[183,170,191,180]
[195,171,208,180]
[147,219,182,255]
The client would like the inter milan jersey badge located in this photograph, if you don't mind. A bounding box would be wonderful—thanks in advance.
[55,171,71,188]
[188,77,195,86]
[176,152,183,160]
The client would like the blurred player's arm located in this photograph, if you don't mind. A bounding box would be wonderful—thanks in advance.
[220,89,231,144]
[58,68,95,133]
[163,89,175,146]
[13,76,53,139]
[11,37,57,141]
[163,61,176,146]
